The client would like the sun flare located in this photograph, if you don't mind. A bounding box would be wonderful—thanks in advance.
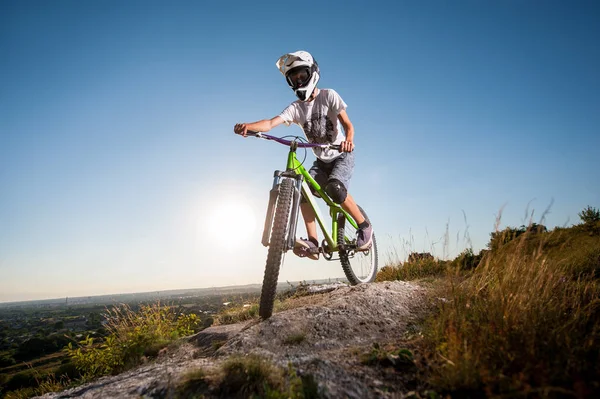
[201,200,258,249]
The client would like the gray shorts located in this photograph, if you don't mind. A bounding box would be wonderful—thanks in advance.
[308,151,355,193]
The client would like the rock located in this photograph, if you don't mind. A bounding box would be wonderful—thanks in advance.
[38,281,427,399]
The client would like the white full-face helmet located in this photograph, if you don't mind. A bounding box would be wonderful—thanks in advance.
[276,50,320,101]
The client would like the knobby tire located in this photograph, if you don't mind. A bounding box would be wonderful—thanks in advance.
[338,205,378,285]
[259,178,295,319]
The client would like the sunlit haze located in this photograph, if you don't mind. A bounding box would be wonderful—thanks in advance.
[1,1,599,302]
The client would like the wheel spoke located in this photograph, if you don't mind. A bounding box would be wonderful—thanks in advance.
[338,206,378,284]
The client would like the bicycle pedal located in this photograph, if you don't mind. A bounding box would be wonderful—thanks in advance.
[293,245,320,257]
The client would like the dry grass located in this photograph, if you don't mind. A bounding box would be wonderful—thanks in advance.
[426,226,600,397]
[375,219,600,397]
[2,370,71,399]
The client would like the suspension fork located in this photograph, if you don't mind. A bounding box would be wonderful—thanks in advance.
[286,174,304,251]
[261,170,303,250]
[262,144,304,249]
[261,170,282,247]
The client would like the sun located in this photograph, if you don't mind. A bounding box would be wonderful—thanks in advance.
[202,200,258,249]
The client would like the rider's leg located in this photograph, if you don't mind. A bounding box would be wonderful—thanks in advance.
[294,160,323,260]
[300,159,327,243]
[294,203,320,260]
[325,152,365,225]
[326,152,373,250]
[300,202,318,242]
[340,194,365,225]
[342,193,373,250]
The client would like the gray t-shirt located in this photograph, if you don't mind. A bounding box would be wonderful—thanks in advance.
[278,88,348,162]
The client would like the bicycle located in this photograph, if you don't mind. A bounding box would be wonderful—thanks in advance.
[242,131,378,319]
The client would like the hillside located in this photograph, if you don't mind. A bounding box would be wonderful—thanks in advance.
[26,213,600,398]
[38,281,429,398]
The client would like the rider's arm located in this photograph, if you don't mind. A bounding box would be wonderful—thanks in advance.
[234,116,285,136]
[337,110,355,152]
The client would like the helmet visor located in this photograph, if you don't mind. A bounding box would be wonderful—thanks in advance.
[286,67,311,89]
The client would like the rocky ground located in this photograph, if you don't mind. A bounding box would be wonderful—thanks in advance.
[39,281,431,399]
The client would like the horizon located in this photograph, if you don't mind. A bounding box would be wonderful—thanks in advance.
[2,0,599,302]
[0,285,245,306]
[0,278,348,305]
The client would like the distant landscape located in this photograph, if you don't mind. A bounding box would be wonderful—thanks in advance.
[0,284,262,309]
[0,278,348,398]
[0,279,346,309]
[0,283,252,396]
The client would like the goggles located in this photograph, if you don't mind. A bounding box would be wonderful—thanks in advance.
[286,67,311,89]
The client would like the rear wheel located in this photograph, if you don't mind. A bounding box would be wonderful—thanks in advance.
[338,205,378,285]
[259,178,295,319]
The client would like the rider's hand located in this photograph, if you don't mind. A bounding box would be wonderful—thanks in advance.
[234,123,248,137]
[340,140,355,152]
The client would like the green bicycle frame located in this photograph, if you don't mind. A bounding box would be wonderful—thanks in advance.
[262,144,359,254]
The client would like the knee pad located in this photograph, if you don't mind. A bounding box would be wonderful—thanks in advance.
[325,179,347,204]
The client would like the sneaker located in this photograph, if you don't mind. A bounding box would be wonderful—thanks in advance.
[293,238,320,260]
[356,223,373,251]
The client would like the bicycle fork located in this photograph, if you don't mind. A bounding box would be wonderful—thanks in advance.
[286,174,303,251]
[261,171,303,250]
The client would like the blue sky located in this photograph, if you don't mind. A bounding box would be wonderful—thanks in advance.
[1,0,599,302]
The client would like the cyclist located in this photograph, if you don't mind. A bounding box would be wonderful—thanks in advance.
[234,50,373,260]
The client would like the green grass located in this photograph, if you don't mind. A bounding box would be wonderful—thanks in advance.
[175,368,210,399]
[215,303,259,325]
[282,332,306,345]
[376,258,449,282]
[360,342,415,370]
[214,283,318,325]
[175,354,320,398]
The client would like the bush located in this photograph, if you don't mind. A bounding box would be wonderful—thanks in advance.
[54,361,81,380]
[376,258,448,282]
[5,371,36,391]
[450,248,484,270]
[66,302,200,379]
[0,352,16,367]
[577,206,600,235]
[408,252,434,263]
[14,335,71,361]
[488,223,547,251]
[14,338,46,360]
[579,205,600,224]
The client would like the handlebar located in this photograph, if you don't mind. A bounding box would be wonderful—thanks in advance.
[244,130,341,151]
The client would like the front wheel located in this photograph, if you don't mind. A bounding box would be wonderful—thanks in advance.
[259,178,295,319]
[338,205,378,285]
